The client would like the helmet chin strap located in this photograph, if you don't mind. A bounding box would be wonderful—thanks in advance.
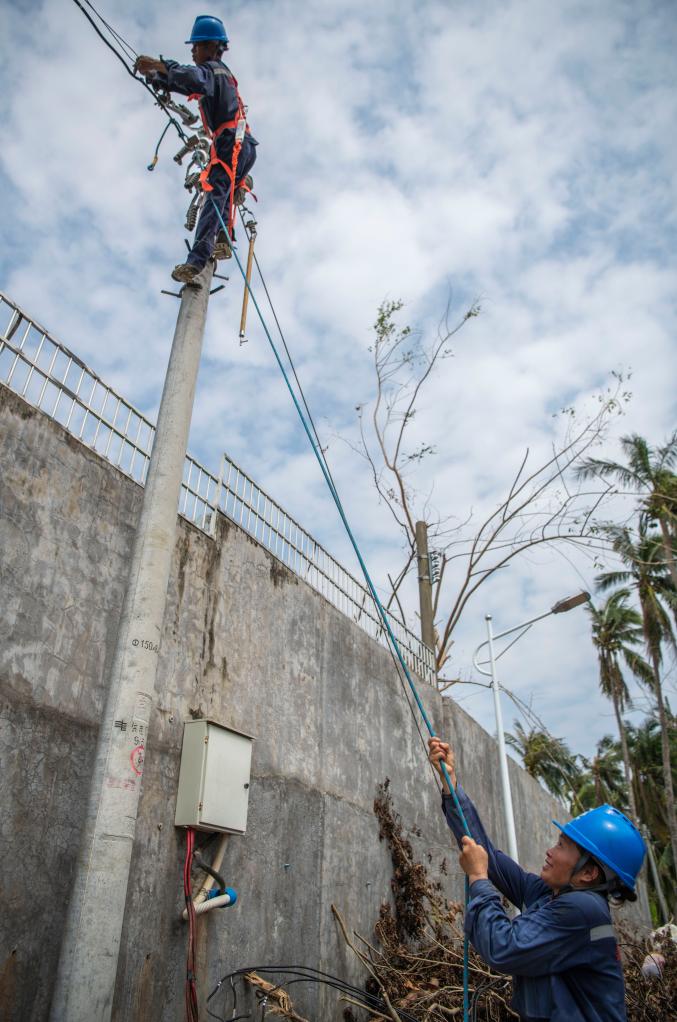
[562,852,616,897]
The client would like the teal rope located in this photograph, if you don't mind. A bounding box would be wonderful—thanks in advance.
[209,198,473,1017]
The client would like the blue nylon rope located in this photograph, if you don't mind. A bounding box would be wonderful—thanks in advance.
[208,198,473,1018]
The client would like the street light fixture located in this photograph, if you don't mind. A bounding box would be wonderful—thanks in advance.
[472,592,590,862]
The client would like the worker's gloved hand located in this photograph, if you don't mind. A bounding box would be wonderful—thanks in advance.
[428,737,457,790]
[459,836,489,884]
[134,55,167,76]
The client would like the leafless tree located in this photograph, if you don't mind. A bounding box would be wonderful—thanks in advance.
[345,298,630,682]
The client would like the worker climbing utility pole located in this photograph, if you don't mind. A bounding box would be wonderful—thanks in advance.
[415,520,436,655]
[51,264,215,1022]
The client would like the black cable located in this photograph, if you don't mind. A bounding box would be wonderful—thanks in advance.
[70,0,188,144]
[193,851,227,894]
[249,244,338,493]
[207,965,421,1022]
[82,0,138,60]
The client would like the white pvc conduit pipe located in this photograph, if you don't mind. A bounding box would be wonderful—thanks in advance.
[182,891,234,920]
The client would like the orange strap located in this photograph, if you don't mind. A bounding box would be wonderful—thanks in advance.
[187,92,249,233]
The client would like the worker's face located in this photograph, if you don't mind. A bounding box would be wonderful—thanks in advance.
[192,41,218,65]
[540,832,582,891]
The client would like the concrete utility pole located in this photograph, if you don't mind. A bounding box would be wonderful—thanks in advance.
[51,264,215,1022]
[415,520,436,654]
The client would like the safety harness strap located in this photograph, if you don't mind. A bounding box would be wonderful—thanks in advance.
[187,66,251,235]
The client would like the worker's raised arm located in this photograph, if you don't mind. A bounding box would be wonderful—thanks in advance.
[134,55,167,76]
[428,738,546,910]
[135,57,215,99]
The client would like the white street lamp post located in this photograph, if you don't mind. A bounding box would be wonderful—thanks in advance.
[472,592,590,862]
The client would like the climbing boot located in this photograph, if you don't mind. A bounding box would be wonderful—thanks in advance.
[213,230,233,260]
[235,174,254,206]
[171,262,202,284]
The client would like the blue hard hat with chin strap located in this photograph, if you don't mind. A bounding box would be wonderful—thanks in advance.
[553,804,646,892]
[186,15,229,45]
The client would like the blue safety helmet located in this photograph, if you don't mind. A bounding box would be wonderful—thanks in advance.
[186,15,229,45]
[553,805,646,892]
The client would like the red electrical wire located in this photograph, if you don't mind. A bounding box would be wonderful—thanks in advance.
[183,827,200,1021]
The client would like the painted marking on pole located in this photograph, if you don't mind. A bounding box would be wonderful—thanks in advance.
[131,638,159,652]
[106,777,137,791]
[130,745,145,775]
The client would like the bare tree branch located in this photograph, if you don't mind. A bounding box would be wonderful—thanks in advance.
[344,298,630,680]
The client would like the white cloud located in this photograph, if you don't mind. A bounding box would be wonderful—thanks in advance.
[1,0,675,762]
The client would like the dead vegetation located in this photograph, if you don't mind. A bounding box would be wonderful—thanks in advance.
[333,780,517,1021]
[331,780,676,1021]
[235,781,676,1020]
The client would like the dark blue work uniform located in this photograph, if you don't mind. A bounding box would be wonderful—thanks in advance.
[153,58,258,269]
[443,788,626,1021]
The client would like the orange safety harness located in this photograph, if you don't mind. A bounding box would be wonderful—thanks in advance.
[187,67,253,236]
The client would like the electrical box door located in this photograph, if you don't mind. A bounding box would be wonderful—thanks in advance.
[175,719,254,834]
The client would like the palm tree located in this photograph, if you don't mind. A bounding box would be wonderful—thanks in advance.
[575,736,627,812]
[506,721,580,804]
[587,589,653,824]
[597,523,677,879]
[626,716,677,916]
[577,431,677,588]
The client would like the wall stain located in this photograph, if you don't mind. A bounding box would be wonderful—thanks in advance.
[0,948,17,1021]
[200,540,221,670]
[269,558,297,589]
[0,386,35,420]
[175,532,191,634]
[131,951,155,1022]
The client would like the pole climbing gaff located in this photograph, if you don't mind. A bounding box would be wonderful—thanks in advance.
[208,197,475,1021]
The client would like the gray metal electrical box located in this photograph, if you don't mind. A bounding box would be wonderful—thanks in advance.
[175,719,254,834]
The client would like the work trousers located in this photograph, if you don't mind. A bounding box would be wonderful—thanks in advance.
[187,138,257,269]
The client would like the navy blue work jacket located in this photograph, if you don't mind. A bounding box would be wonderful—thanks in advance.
[443,788,626,1021]
[152,59,258,158]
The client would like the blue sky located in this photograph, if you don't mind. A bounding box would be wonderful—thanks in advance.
[1,0,676,772]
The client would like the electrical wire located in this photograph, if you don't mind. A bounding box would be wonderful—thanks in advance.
[82,0,138,60]
[206,965,422,1022]
[184,828,200,1022]
[70,0,189,145]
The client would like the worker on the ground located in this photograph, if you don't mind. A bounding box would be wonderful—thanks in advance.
[134,15,257,284]
[429,737,646,1022]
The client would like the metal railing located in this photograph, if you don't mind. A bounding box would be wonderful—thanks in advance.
[0,292,436,685]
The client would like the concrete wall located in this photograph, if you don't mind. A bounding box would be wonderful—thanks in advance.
[0,384,591,1021]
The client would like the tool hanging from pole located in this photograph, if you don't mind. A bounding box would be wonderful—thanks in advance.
[238,214,257,344]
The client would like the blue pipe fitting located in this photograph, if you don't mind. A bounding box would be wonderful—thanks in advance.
[206,886,237,906]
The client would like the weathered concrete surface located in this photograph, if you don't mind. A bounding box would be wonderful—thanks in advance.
[0,384,636,1022]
